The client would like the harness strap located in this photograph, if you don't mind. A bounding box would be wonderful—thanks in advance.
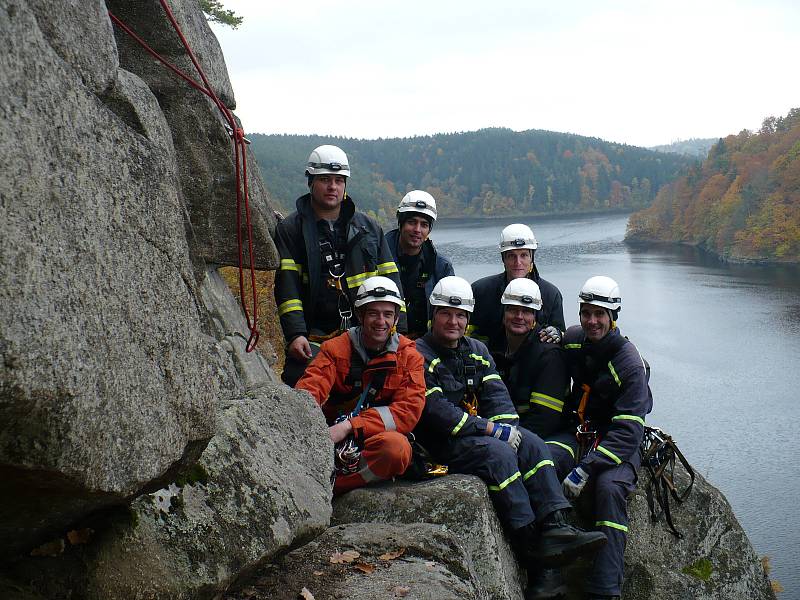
[641,426,695,538]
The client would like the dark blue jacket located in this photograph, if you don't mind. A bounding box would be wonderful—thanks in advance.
[561,325,652,475]
[385,229,454,302]
[413,334,519,455]
[494,325,569,439]
[470,268,565,354]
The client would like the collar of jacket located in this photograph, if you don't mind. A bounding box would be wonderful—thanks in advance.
[420,331,465,361]
[582,326,627,360]
[348,326,400,364]
[296,192,356,224]
[506,324,544,357]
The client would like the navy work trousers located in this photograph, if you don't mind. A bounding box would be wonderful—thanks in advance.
[546,431,639,597]
[436,427,571,531]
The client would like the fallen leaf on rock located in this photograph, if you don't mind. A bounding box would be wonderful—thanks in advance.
[354,562,376,574]
[329,550,360,564]
[313,570,324,576]
[425,561,437,570]
[378,548,406,561]
[392,585,411,597]
[30,538,65,557]
[299,587,315,599]
[66,528,94,545]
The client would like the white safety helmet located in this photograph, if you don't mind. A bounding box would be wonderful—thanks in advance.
[429,276,475,313]
[305,145,350,178]
[499,223,538,253]
[354,276,404,310]
[501,278,543,311]
[578,276,621,313]
[397,190,438,223]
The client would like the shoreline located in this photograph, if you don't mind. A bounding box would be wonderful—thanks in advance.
[624,237,800,266]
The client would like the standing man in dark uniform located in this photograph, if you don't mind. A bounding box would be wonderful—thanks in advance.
[386,190,454,338]
[413,276,605,597]
[548,276,652,600]
[274,145,404,386]
[471,223,564,353]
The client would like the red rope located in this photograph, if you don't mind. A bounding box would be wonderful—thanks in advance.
[109,3,260,352]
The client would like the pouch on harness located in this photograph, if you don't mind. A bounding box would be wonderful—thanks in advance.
[640,425,695,538]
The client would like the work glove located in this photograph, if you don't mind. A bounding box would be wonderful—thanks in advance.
[539,325,562,344]
[490,423,522,451]
[562,466,590,499]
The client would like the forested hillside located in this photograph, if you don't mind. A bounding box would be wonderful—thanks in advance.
[627,108,800,262]
[649,138,718,158]
[250,129,693,223]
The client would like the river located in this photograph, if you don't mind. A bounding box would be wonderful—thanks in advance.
[432,213,800,597]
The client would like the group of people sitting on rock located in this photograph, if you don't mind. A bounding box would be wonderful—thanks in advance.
[275,144,653,600]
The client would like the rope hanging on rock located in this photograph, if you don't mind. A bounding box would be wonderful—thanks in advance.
[109,2,260,352]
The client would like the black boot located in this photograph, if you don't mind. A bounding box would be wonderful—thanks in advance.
[528,510,607,566]
[525,566,567,600]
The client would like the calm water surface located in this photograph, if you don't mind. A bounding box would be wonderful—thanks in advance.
[432,213,800,597]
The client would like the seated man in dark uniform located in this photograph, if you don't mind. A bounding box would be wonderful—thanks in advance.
[548,276,653,600]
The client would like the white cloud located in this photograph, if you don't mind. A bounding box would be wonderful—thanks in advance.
[212,0,800,146]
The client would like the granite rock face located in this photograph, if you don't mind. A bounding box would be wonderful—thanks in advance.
[623,467,775,600]
[1,0,218,556]
[222,522,486,600]
[332,476,525,600]
[107,0,278,271]
[1,0,318,595]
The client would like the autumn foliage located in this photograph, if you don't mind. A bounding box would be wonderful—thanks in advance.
[627,108,800,262]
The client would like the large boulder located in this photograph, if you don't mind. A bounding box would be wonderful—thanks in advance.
[3,268,333,600]
[332,476,525,600]
[222,522,486,600]
[330,469,774,600]
[1,0,218,557]
[623,467,775,600]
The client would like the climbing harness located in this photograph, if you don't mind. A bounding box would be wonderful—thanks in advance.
[640,425,695,538]
[319,237,352,332]
[460,352,480,416]
[109,1,260,351]
[574,383,598,463]
[330,365,389,481]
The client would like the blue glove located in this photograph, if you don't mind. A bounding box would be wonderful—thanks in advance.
[490,423,522,451]
[562,466,590,499]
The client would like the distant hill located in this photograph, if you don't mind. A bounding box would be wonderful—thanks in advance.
[649,138,718,159]
[627,108,800,262]
[249,129,695,224]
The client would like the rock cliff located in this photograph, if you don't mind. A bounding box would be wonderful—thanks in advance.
[0,1,777,599]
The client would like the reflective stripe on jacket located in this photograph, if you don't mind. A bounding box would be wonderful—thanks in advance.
[296,329,425,442]
[561,325,652,475]
[495,325,569,439]
[274,194,405,342]
[470,269,565,353]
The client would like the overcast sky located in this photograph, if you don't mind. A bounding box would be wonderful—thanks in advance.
[210,0,800,148]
